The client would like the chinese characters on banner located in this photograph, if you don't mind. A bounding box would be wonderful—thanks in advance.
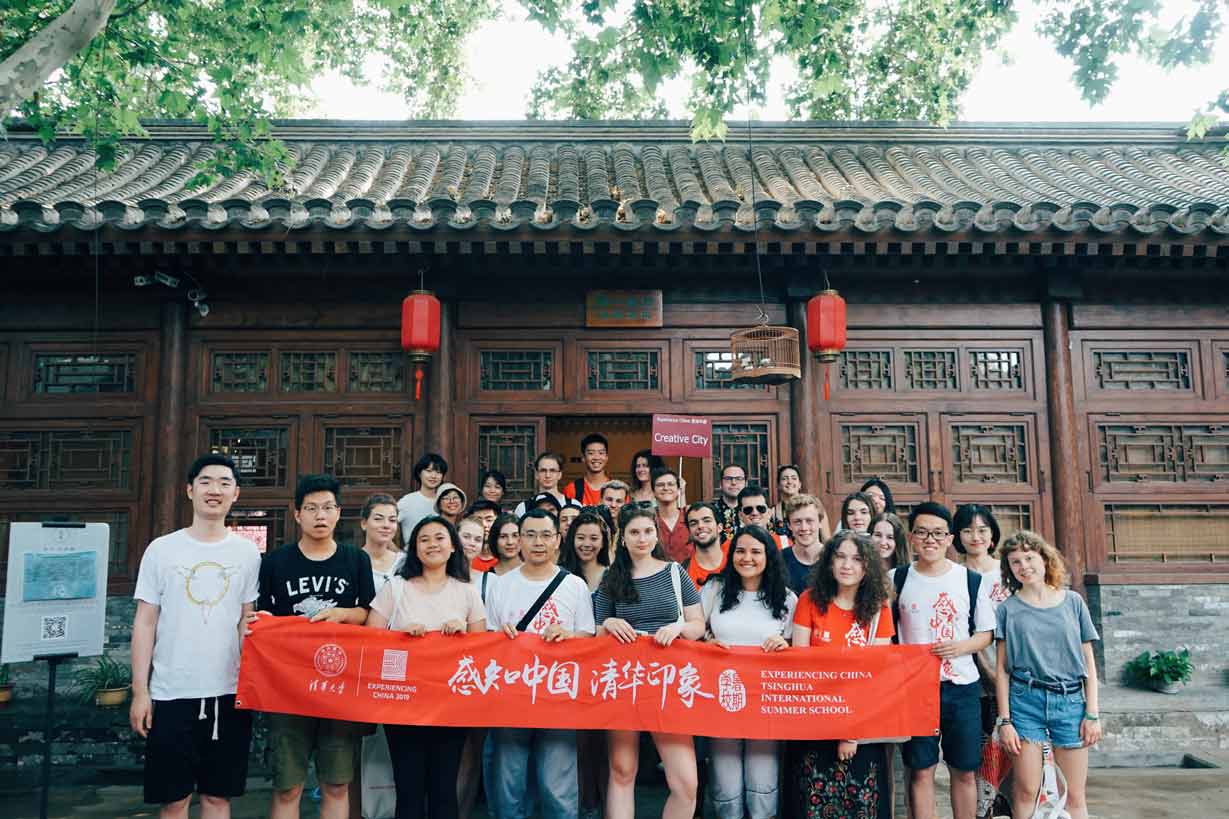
[237,618,940,740]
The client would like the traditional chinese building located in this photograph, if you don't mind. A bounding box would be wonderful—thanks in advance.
[0,120,1226,761]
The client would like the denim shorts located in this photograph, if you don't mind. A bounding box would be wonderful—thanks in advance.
[903,680,983,772]
[1009,677,1086,750]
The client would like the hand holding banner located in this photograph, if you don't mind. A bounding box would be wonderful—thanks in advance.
[237,617,939,741]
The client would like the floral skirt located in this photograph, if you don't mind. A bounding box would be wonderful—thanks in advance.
[789,740,891,819]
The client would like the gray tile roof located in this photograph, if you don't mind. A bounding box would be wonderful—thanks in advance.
[1,120,1227,240]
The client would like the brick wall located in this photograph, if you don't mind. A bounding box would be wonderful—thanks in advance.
[1087,583,1229,688]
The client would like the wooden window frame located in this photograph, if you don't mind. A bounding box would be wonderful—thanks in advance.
[682,341,778,400]
[578,340,670,400]
[1077,339,1203,402]
[465,340,565,401]
[830,412,930,496]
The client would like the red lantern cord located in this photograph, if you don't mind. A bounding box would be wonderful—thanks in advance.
[823,364,831,401]
[414,365,424,401]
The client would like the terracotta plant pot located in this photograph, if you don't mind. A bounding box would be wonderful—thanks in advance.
[95,686,130,707]
[1149,679,1182,695]
[0,684,13,706]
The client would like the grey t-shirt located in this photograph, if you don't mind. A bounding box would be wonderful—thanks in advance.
[994,590,1100,685]
[593,563,701,634]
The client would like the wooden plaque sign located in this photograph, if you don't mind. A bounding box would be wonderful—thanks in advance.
[586,290,663,328]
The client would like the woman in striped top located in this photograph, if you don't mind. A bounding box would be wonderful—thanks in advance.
[593,506,705,819]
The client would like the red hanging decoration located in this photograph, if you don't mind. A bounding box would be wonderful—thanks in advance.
[806,289,847,401]
[401,290,441,401]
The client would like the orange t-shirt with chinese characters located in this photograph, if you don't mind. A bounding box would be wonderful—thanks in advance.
[792,591,894,647]
[686,543,729,587]
[563,478,603,507]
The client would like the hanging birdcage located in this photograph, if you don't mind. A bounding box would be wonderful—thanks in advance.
[730,324,802,384]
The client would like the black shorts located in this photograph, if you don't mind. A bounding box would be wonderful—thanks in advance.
[144,694,253,804]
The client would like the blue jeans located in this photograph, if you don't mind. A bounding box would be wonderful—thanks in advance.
[1009,676,1086,750]
[490,727,577,819]
[709,737,780,819]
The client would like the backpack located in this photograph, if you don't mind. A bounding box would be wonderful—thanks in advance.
[890,564,982,645]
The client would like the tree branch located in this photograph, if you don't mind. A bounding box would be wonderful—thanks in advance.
[0,0,120,115]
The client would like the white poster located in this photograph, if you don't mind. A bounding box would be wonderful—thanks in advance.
[1,522,110,663]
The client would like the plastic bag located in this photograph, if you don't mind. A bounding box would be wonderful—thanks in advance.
[1032,744,1070,819]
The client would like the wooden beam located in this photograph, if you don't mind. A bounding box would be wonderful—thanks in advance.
[1042,298,1086,593]
[152,300,189,536]
[789,300,821,501]
[424,300,455,458]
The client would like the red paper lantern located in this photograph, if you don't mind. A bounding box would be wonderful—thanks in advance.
[401,290,441,400]
[806,289,847,400]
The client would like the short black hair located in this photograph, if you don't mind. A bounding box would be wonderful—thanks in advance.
[685,500,722,526]
[479,469,507,492]
[580,433,609,453]
[720,463,747,479]
[651,467,679,487]
[737,484,768,504]
[859,477,896,513]
[908,501,953,532]
[412,453,448,484]
[519,507,559,529]
[464,499,501,517]
[295,473,341,510]
[187,453,239,486]
[582,504,616,533]
[953,504,1001,555]
[530,492,563,514]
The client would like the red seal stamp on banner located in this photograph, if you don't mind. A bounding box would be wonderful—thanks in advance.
[314,643,347,677]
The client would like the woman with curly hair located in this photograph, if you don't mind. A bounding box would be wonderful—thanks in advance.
[593,506,705,819]
[789,531,895,819]
[995,531,1100,819]
[700,525,797,819]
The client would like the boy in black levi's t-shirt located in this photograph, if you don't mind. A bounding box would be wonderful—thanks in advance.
[255,474,375,819]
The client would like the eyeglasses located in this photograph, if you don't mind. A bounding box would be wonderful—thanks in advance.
[741,504,768,515]
[521,530,559,543]
[912,529,951,542]
[301,504,339,515]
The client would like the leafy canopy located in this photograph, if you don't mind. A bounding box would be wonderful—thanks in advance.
[1,0,1224,184]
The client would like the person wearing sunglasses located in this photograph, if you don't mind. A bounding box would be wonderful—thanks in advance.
[721,485,789,552]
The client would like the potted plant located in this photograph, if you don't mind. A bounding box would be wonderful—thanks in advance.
[0,664,13,706]
[73,655,132,707]
[1124,648,1193,694]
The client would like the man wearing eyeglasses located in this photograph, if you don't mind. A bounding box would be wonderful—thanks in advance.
[891,501,995,819]
[485,508,595,818]
[722,485,789,551]
[713,464,747,540]
[256,473,376,819]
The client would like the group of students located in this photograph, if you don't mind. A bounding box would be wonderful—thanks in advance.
[129,437,1101,819]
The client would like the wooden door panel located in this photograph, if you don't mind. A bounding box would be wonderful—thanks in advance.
[830,413,930,496]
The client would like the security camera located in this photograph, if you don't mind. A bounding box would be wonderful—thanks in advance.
[154,271,180,288]
[196,301,210,318]
[133,275,152,286]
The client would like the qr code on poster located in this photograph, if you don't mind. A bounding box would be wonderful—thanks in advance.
[41,615,67,640]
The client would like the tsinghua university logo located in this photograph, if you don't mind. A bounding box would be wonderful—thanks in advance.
[313,643,348,677]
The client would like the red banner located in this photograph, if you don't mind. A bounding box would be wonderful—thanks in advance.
[651,414,712,459]
[236,618,939,740]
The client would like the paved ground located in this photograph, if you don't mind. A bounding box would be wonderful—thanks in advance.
[7,755,1227,819]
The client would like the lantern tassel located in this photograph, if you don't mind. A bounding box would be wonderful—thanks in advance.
[823,363,830,401]
[414,364,424,401]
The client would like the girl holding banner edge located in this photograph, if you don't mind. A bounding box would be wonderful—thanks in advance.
[593,505,705,819]
[699,525,798,819]
[366,515,485,819]
[789,531,896,819]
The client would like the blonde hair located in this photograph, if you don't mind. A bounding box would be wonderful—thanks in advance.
[999,530,1067,592]
[784,493,823,520]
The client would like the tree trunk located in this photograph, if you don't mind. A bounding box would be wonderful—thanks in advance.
[0,0,119,116]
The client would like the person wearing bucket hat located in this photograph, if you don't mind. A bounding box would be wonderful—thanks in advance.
[434,483,467,528]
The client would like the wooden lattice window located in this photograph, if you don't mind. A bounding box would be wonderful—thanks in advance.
[904,350,959,390]
[480,351,554,391]
[211,351,270,393]
[0,510,130,578]
[1097,423,1229,483]
[970,350,1024,391]
[208,427,289,488]
[323,426,402,486]
[0,429,132,490]
[988,504,1032,541]
[477,424,538,501]
[694,351,768,391]
[840,350,894,390]
[1093,350,1192,391]
[226,507,287,554]
[1103,504,1229,563]
[840,423,920,485]
[587,350,659,391]
[280,352,338,392]
[348,352,405,393]
[33,353,136,395]
[951,423,1029,484]
[712,422,771,489]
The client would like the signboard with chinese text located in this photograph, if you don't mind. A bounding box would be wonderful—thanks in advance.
[585,290,663,328]
[236,617,939,740]
[2,522,109,663]
[651,414,713,459]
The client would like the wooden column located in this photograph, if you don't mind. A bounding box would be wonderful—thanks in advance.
[152,300,188,536]
[424,299,454,459]
[789,300,821,497]
[1042,299,1086,592]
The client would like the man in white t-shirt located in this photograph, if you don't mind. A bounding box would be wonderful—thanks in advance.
[485,508,595,819]
[892,501,995,819]
[130,453,261,819]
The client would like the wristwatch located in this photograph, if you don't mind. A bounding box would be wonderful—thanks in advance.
[994,716,1012,729]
